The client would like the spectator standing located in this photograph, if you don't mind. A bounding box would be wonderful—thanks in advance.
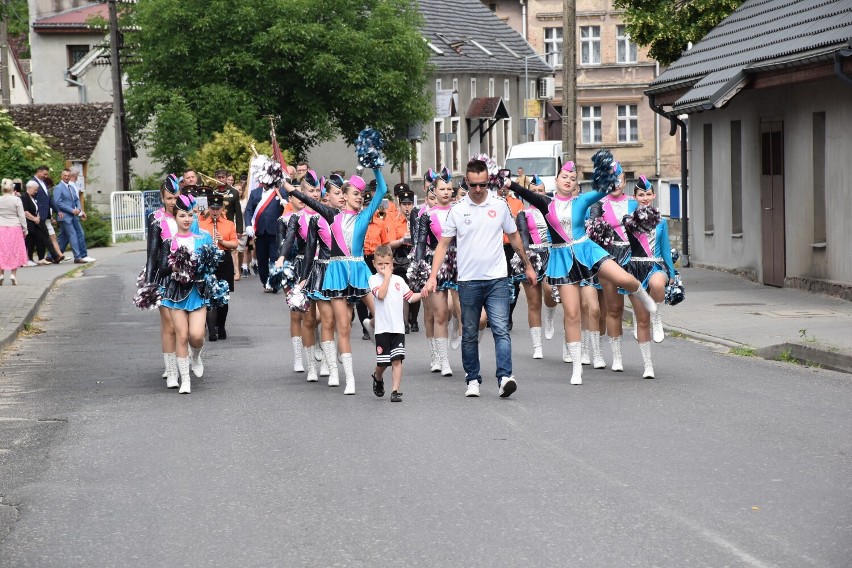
[53,169,95,264]
[29,166,63,264]
[515,167,529,189]
[20,181,47,263]
[0,178,28,285]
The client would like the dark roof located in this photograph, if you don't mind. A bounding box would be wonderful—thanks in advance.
[33,3,108,32]
[648,0,852,113]
[418,0,552,75]
[466,97,510,119]
[7,103,112,161]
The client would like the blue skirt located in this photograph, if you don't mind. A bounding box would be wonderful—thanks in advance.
[161,286,207,311]
[546,240,610,285]
[320,257,371,299]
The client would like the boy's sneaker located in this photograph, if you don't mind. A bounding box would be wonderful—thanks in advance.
[498,376,517,398]
[390,391,402,402]
[464,381,480,397]
[372,374,385,397]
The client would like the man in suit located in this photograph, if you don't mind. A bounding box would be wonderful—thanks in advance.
[243,176,286,290]
[53,169,95,264]
[30,165,64,264]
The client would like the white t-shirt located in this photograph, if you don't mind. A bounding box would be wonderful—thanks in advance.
[369,273,414,334]
[442,194,517,281]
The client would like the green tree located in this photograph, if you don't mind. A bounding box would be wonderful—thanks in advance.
[190,123,279,179]
[125,0,433,168]
[0,108,64,180]
[613,0,744,66]
[149,93,199,174]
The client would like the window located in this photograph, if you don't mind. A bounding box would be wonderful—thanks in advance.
[452,78,458,92]
[813,112,826,243]
[580,26,600,65]
[436,78,442,92]
[488,2,496,11]
[581,106,602,144]
[730,121,743,234]
[67,45,90,69]
[488,78,495,97]
[529,80,536,101]
[471,78,477,98]
[616,25,638,64]
[617,104,638,143]
[544,27,563,67]
[409,140,421,178]
[504,78,510,101]
[434,120,444,168]
[703,124,714,232]
[451,118,460,173]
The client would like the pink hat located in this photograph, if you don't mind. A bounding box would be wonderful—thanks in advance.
[346,175,366,192]
[561,161,576,173]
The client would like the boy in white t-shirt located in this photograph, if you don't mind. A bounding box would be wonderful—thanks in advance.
[369,245,422,402]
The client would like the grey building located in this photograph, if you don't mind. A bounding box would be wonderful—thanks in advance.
[646,0,852,293]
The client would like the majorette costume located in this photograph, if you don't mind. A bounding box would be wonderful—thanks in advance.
[515,185,551,283]
[412,172,458,293]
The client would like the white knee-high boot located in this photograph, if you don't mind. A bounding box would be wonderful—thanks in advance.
[292,336,304,372]
[162,353,172,379]
[590,330,606,369]
[630,284,657,314]
[639,341,655,379]
[581,330,591,365]
[435,338,452,376]
[165,352,179,389]
[341,353,355,394]
[429,338,441,373]
[651,305,664,343]
[530,327,543,359]
[305,344,318,382]
[321,341,338,386]
[562,334,572,363]
[177,357,191,394]
[568,342,583,385]
[610,335,624,372]
[543,306,556,340]
[189,345,204,377]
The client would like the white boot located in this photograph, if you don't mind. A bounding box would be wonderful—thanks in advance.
[581,330,591,365]
[568,342,583,385]
[292,336,304,372]
[590,331,606,369]
[639,341,655,379]
[305,345,318,382]
[651,306,664,343]
[610,335,624,372]
[530,327,543,359]
[165,352,179,389]
[449,317,461,350]
[162,353,171,379]
[435,338,453,376]
[543,306,556,340]
[429,338,441,373]
[562,335,572,363]
[314,327,323,361]
[341,352,355,394]
[630,284,657,314]
[189,345,204,377]
[177,357,191,394]
[321,341,339,386]
[320,357,330,376]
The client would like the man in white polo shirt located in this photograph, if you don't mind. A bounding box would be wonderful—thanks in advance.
[424,159,537,398]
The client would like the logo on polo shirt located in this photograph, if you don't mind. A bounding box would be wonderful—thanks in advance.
[488,209,496,218]
[394,282,400,290]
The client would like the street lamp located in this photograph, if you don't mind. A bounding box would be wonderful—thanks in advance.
[524,50,559,142]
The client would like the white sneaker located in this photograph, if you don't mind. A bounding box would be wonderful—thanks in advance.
[652,311,665,343]
[82,256,96,262]
[26,260,37,267]
[498,376,517,398]
[464,382,480,397]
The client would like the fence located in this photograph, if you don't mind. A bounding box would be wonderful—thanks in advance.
[110,191,146,243]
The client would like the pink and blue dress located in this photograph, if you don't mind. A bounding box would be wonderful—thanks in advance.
[626,219,676,289]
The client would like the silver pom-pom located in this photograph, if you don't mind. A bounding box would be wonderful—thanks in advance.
[665,273,685,306]
[406,259,431,292]
[510,253,524,276]
[133,283,161,310]
[168,246,195,284]
[286,286,309,312]
[586,217,617,246]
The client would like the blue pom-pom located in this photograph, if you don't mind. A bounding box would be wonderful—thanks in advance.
[266,264,287,292]
[665,273,685,306]
[591,149,619,192]
[355,127,385,169]
[195,244,223,277]
[206,276,230,308]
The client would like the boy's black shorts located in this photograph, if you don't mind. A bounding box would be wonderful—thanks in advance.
[375,333,405,367]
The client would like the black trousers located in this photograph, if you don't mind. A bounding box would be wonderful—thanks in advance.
[207,253,235,335]
[254,234,278,287]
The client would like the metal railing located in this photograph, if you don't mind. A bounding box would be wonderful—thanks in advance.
[110,191,146,243]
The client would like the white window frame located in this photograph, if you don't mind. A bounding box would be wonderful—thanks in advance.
[528,80,536,101]
[617,104,639,143]
[435,78,442,92]
[488,77,495,97]
[544,27,563,67]
[581,105,602,144]
[502,118,512,163]
[434,118,445,169]
[409,139,422,178]
[503,78,510,101]
[451,117,461,173]
[580,26,601,65]
[616,25,638,64]
[471,78,477,98]
[452,77,458,92]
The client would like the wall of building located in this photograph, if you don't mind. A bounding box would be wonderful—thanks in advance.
[688,77,852,285]
[28,31,112,104]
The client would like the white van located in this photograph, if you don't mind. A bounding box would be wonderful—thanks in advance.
[504,141,563,193]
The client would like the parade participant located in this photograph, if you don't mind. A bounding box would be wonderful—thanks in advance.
[496,180,525,331]
[236,176,255,278]
[275,170,321,378]
[423,159,536,398]
[407,187,435,335]
[587,162,636,372]
[214,169,244,278]
[389,186,415,331]
[412,167,457,376]
[624,177,677,378]
[285,164,388,395]
[244,161,287,290]
[141,175,180,384]
[198,193,237,341]
[515,175,557,359]
[159,194,219,394]
[507,152,657,386]
[356,184,386,340]
[369,245,423,402]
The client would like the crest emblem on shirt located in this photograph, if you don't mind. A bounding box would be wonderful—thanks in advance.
[395,282,401,291]
[487,209,496,218]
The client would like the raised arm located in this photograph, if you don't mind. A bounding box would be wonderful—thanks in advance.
[286,186,338,223]
[509,182,550,213]
[360,169,388,221]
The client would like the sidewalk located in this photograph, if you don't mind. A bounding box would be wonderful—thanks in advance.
[0,241,144,352]
[2,246,851,373]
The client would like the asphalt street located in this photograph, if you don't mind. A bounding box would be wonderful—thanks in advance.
[0,249,850,567]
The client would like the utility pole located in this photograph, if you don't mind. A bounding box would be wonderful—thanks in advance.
[0,0,10,106]
[562,0,576,161]
[108,0,130,192]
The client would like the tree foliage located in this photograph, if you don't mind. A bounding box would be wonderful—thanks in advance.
[190,123,282,179]
[126,0,433,168]
[0,108,65,181]
[613,0,744,66]
[149,93,200,174]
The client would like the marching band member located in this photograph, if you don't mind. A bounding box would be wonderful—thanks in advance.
[198,194,237,341]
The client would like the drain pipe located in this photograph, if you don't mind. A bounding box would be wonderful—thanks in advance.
[648,94,689,266]
[64,70,87,103]
[834,45,852,85]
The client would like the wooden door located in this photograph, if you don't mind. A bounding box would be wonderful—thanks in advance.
[760,121,785,287]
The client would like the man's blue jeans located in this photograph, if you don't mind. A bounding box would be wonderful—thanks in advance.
[58,217,86,259]
[458,277,513,385]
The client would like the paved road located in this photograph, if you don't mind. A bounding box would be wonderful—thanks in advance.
[0,250,850,567]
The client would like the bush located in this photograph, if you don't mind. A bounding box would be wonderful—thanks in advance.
[57,205,113,250]
[0,108,65,180]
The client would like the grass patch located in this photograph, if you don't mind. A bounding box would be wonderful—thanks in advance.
[729,346,756,357]
[776,349,799,364]
[20,322,45,337]
[669,330,686,339]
